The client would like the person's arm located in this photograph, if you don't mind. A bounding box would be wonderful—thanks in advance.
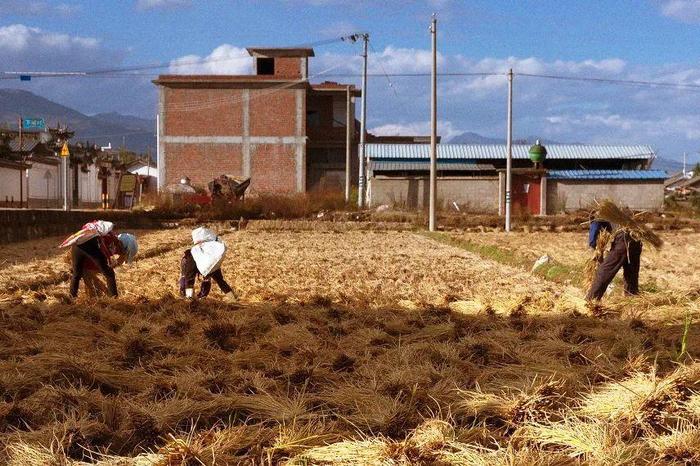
[179,250,198,297]
[588,222,601,249]
[100,234,126,267]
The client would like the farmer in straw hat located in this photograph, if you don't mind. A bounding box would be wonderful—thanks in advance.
[179,226,237,302]
[60,220,138,298]
[586,212,642,301]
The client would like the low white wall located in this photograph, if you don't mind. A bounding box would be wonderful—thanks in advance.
[0,166,24,205]
[369,176,499,212]
[28,162,60,202]
[547,179,665,213]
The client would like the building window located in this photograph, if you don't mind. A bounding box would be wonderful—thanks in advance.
[332,96,346,127]
[307,110,320,128]
[257,58,275,75]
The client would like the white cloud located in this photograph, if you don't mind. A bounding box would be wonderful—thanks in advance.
[0,24,100,63]
[136,0,191,10]
[659,0,700,23]
[370,120,463,141]
[313,44,700,156]
[2,29,700,159]
[168,45,252,74]
[0,24,153,117]
[546,113,700,141]
[0,1,79,17]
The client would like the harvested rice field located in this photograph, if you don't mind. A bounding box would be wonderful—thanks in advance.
[1,220,699,465]
[446,231,700,294]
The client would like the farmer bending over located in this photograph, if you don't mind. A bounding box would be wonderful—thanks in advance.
[179,227,237,302]
[586,224,642,301]
[60,220,138,298]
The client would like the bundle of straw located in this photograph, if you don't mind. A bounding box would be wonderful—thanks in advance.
[595,200,663,250]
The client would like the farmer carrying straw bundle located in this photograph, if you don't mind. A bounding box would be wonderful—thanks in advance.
[586,200,663,301]
[179,226,237,302]
[59,220,138,298]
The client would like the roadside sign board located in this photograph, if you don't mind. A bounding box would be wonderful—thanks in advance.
[119,174,137,193]
[22,118,45,130]
[60,142,70,157]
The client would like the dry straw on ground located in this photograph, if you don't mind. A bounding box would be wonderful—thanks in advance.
[0,222,698,465]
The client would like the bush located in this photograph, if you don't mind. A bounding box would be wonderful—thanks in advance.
[195,191,354,221]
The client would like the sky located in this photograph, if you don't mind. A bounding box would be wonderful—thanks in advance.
[2,0,700,161]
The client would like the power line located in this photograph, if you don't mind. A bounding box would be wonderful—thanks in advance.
[517,72,700,90]
[0,35,356,80]
[369,42,399,97]
[322,72,501,77]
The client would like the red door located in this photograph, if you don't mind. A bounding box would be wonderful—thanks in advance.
[512,175,541,215]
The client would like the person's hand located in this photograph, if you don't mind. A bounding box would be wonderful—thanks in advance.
[109,254,126,268]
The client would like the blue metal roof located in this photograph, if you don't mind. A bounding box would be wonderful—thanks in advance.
[366,143,655,161]
[547,170,668,180]
[371,161,494,171]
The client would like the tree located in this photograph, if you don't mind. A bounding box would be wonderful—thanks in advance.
[692,163,700,178]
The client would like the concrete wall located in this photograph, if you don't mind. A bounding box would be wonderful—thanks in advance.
[0,209,161,244]
[547,179,665,213]
[0,166,25,206]
[369,176,500,212]
[159,84,306,194]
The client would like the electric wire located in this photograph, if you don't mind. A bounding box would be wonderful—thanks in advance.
[368,42,399,97]
[0,35,355,79]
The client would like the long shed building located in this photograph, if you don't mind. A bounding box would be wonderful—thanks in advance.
[367,144,666,213]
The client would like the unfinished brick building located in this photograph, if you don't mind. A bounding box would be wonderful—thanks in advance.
[154,47,360,194]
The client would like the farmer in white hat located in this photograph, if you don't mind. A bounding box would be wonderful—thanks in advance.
[179,226,236,302]
[60,220,138,298]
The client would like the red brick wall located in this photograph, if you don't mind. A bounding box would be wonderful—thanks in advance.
[161,84,304,193]
[165,143,243,188]
[249,89,299,137]
[274,57,302,78]
[164,88,244,136]
[250,144,297,193]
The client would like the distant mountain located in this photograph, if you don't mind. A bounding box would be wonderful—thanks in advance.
[448,131,568,145]
[651,157,684,174]
[448,132,503,144]
[0,89,155,154]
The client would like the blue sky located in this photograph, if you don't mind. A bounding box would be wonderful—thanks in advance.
[2,0,700,161]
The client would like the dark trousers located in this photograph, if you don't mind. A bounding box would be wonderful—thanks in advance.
[70,238,118,298]
[179,249,232,298]
[587,233,642,300]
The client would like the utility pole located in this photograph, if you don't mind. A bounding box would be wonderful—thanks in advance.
[18,117,23,208]
[357,33,369,208]
[505,68,514,233]
[63,156,69,211]
[17,117,22,154]
[345,85,352,203]
[60,140,70,212]
[429,15,438,231]
[156,114,162,192]
[683,152,687,177]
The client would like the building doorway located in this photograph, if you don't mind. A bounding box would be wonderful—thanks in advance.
[512,174,541,215]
